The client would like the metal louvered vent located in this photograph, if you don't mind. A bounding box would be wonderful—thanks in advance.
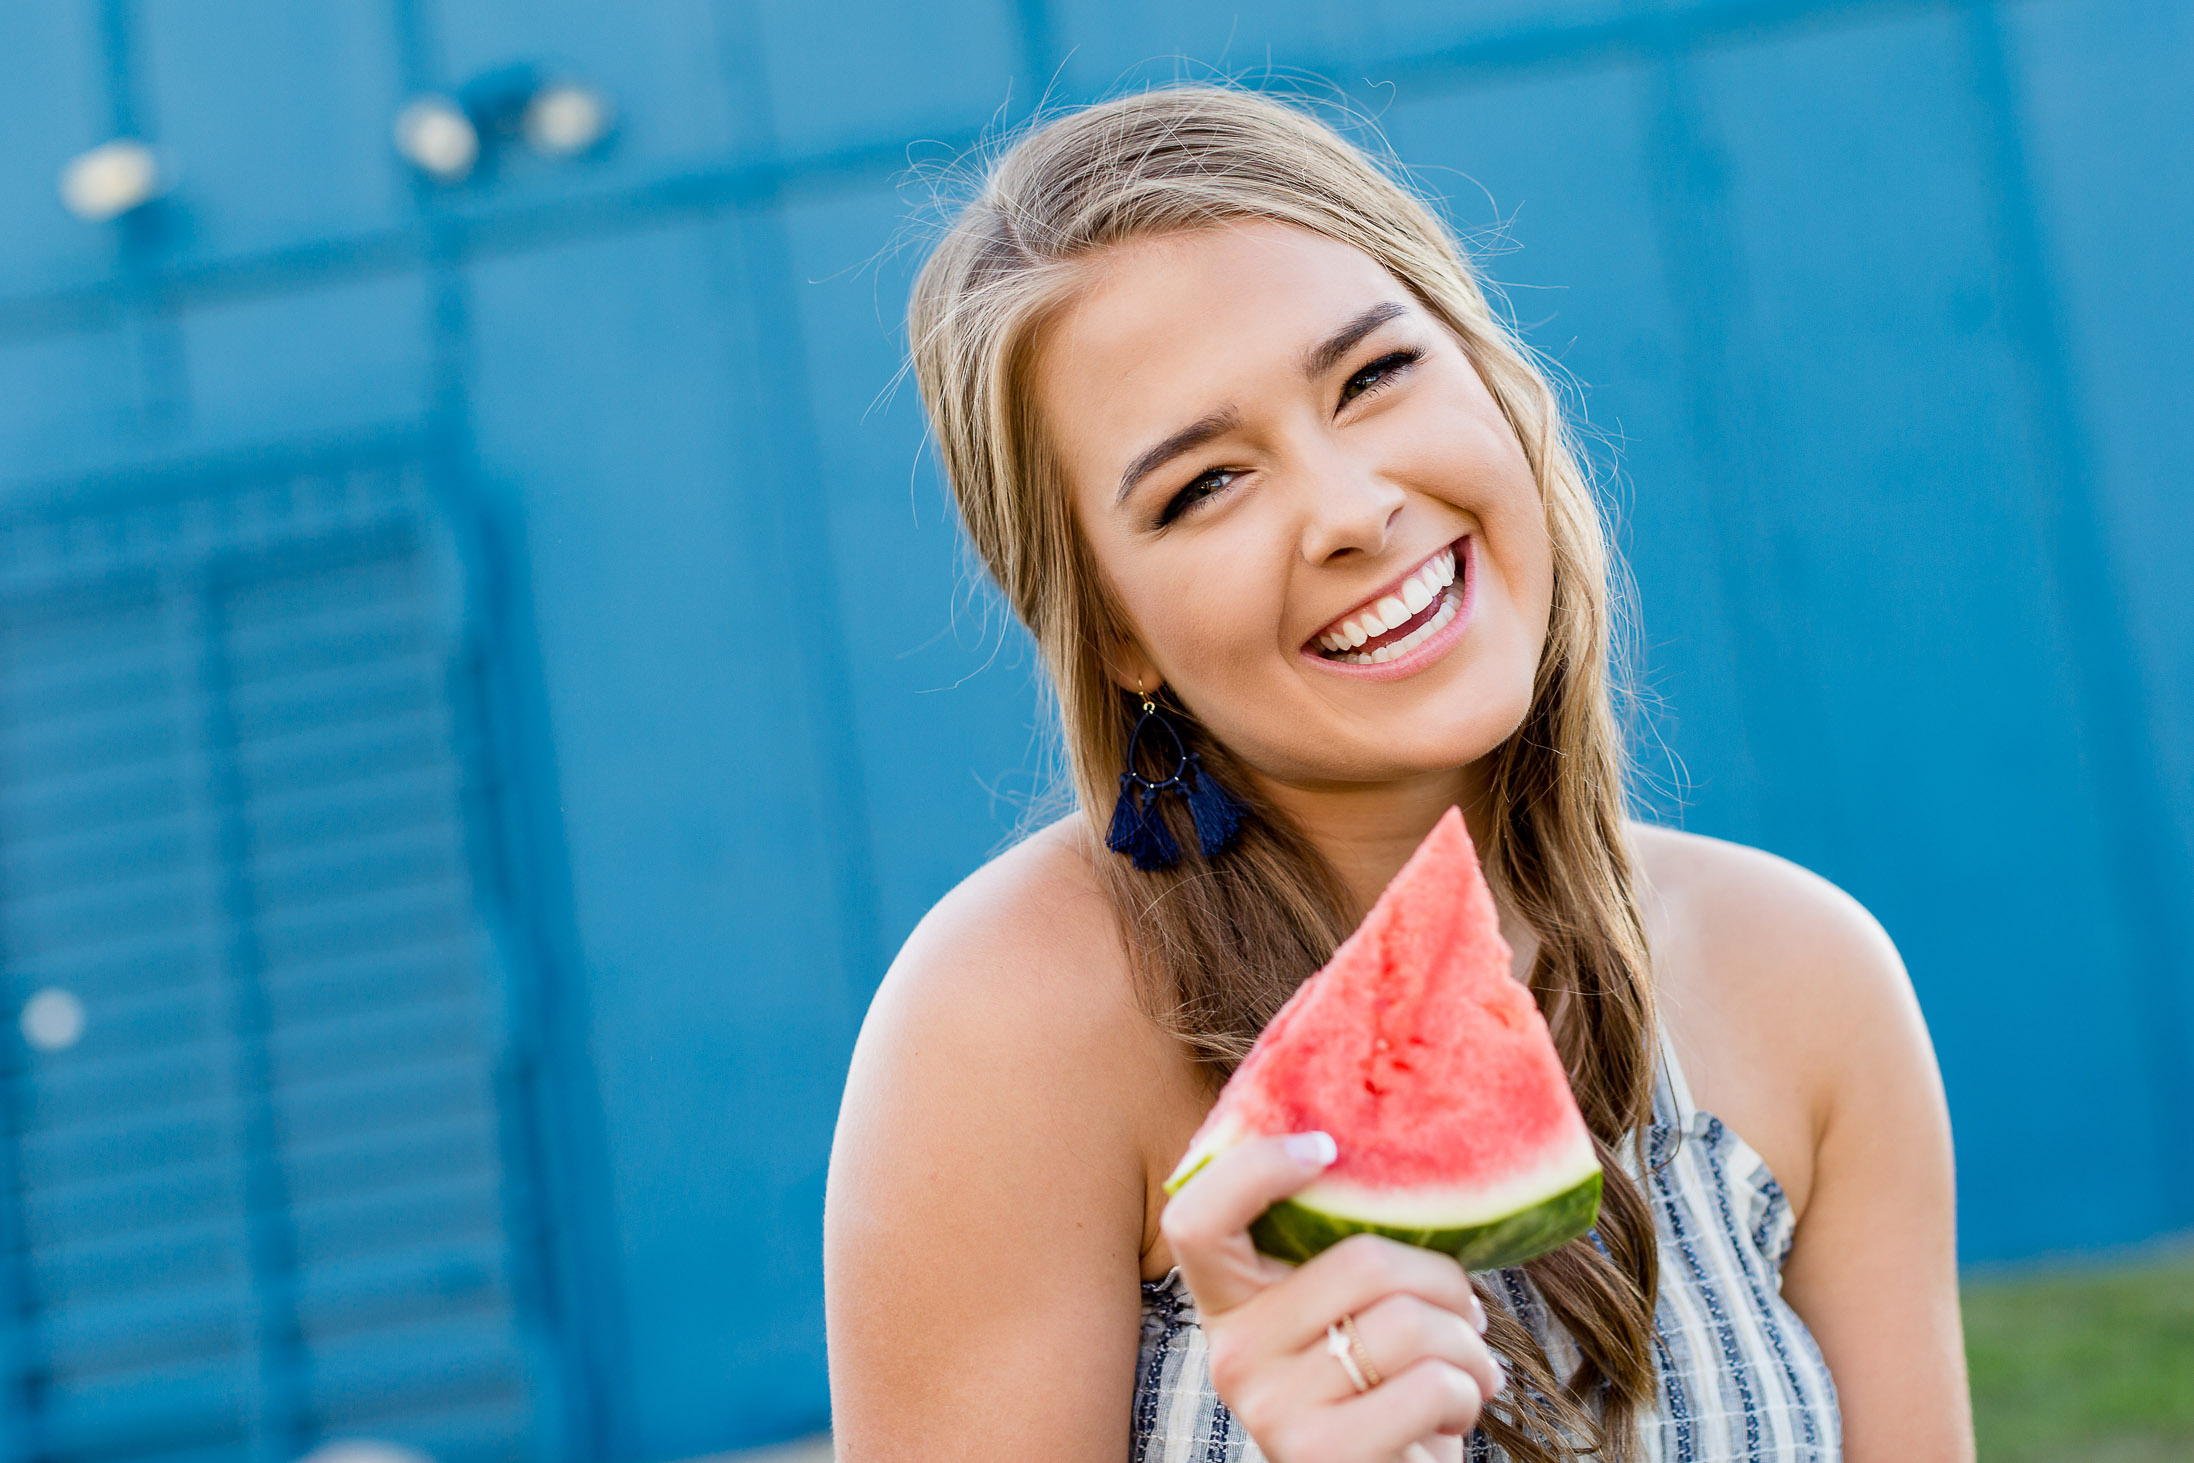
[0,458,560,1463]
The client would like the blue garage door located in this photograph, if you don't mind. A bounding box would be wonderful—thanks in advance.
[0,453,566,1463]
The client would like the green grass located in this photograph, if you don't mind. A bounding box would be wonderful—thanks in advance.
[1963,1241,2194,1462]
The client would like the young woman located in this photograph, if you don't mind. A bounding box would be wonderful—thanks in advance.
[824,85,1971,1462]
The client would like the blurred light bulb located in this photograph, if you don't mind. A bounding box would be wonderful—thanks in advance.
[522,81,613,157]
[58,139,162,221]
[21,988,85,1053]
[393,96,479,181]
[295,1442,436,1463]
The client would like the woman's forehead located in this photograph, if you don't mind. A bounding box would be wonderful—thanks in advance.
[1035,222,1412,474]
[1050,222,1400,371]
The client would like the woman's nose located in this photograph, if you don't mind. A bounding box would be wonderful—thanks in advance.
[1295,458,1406,565]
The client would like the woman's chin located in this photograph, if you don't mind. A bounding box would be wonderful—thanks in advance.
[1194,634,1540,789]
[1243,708,1534,791]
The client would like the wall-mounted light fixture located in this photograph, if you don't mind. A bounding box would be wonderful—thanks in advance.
[393,95,481,182]
[395,65,616,184]
[57,138,164,221]
[522,78,615,158]
[20,987,86,1053]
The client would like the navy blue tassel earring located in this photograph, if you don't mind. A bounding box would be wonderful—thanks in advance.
[1105,688,1247,871]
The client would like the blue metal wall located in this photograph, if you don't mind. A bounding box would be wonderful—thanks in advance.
[0,1,2187,1458]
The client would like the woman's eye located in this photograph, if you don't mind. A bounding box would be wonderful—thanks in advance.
[1150,352,1421,527]
[1341,348,1423,405]
[1159,469,1236,526]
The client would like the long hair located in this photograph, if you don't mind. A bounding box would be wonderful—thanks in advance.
[906,83,1660,1461]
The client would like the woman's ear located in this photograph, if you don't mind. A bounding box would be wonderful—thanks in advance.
[1103,642,1161,696]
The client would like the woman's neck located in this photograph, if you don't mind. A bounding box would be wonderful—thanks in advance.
[1249,763,1491,913]
[1248,761,1542,980]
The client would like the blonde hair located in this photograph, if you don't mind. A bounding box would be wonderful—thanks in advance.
[907,83,1660,1460]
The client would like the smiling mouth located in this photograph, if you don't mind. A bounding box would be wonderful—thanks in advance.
[1309,542,1463,665]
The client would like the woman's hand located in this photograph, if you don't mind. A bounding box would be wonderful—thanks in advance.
[1160,1132,1507,1463]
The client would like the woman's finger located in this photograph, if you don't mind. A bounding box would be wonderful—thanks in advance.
[1161,1131,1338,1315]
[1238,1291,1503,1429]
[1230,1231,1482,1358]
[1350,1292,1506,1412]
[1286,1358,1485,1463]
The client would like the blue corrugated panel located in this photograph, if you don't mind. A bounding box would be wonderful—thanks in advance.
[0,460,563,1463]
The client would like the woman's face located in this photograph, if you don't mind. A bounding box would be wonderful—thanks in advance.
[1033,220,1554,794]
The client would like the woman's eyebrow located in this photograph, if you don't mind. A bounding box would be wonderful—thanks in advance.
[1116,407,1240,506]
[1300,300,1410,380]
[1112,301,1412,508]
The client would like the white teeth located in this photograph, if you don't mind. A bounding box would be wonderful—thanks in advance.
[1325,591,1459,665]
[1313,546,1465,661]
[1421,551,1454,595]
[1390,596,1457,656]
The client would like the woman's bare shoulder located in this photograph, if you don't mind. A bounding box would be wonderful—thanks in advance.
[868,814,1146,1045]
[839,813,1187,1183]
[1627,822,1929,1212]
[1627,820,1902,985]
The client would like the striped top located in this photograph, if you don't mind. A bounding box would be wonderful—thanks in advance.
[1131,1026,1842,1460]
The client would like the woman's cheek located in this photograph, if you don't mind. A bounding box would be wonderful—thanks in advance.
[1172,591,1277,698]
[1138,541,1267,671]
[1472,483,1555,631]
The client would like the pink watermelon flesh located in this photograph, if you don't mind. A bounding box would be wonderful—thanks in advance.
[1165,807,1602,1270]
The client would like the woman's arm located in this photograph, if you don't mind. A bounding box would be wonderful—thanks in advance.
[1772,880,1973,1462]
[1639,826,1973,1459]
[824,846,1163,1461]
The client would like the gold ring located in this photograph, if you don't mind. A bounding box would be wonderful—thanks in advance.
[1324,1320,1371,1393]
[1341,1311,1383,1388]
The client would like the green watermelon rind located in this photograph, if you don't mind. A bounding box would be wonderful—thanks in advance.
[1251,1167,1603,1270]
[1167,1158,1597,1272]
[1163,1144,1604,1273]
[1249,1168,1603,1272]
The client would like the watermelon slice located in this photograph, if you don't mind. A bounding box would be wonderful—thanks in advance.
[1165,807,1602,1269]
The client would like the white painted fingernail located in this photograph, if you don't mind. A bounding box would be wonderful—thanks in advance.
[1284,1131,1338,1168]
[1471,1296,1489,1334]
[1491,1359,1509,1396]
